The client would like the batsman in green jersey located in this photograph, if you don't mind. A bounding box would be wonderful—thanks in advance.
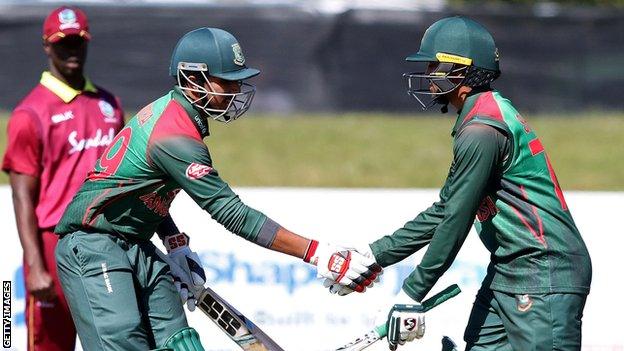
[53,28,381,351]
[325,16,591,351]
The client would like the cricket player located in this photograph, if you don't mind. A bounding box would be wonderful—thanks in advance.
[1,6,124,351]
[53,27,379,351]
[325,16,592,351]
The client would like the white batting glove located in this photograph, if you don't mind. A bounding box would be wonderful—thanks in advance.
[323,244,382,296]
[383,289,425,350]
[304,240,382,293]
[164,233,206,311]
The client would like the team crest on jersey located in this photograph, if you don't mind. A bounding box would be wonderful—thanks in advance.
[232,43,245,66]
[58,9,80,30]
[185,163,212,180]
[99,100,117,123]
[51,110,74,124]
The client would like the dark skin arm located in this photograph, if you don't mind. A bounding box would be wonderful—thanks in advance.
[157,214,309,259]
[269,227,310,259]
[9,172,55,301]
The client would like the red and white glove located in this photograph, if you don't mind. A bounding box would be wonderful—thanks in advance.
[304,240,382,293]
[323,244,382,295]
[164,233,206,311]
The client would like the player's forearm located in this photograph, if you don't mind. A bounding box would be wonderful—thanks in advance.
[268,226,310,259]
[9,173,45,270]
[369,199,446,267]
[156,214,181,241]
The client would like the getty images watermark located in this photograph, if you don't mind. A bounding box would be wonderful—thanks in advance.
[2,281,10,348]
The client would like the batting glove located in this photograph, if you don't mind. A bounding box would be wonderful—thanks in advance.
[323,244,382,295]
[304,240,382,293]
[164,233,206,311]
[384,289,425,350]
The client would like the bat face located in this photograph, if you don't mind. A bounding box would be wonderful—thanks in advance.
[196,287,285,351]
[197,292,245,338]
[335,328,383,351]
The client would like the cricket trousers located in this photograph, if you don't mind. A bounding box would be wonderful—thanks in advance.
[24,230,76,351]
[55,231,190,351]
[464,287,587,351]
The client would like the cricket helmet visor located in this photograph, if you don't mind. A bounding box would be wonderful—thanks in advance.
[404,16,500,111]
[170,27,260,123]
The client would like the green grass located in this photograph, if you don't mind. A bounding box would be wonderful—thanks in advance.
[1,112,623,190]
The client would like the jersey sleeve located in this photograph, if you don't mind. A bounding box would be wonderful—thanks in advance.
[148,136,279,247]
[1,109,42,177]
[372,123,506,301]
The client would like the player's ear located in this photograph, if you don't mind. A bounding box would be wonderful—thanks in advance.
[42,40,52,55]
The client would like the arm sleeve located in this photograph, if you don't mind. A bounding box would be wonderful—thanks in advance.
[1,109,42,177]
[375,123,506,301]
[148,136,278,246]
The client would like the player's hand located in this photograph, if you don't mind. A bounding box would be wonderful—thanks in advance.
[304,241,382,293]
[323,244,382,296]
[382,289,425,350]
[164,233,206,311]
[26,265,56,301]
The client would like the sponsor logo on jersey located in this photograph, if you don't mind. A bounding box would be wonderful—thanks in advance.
[139,189,180,217]
[51,110,74,124]
[185,163,212,180]
[193,114,208,136]
[476,196,498,222]
[99,100,118,123]
[232,43,245,66]
[68,128,115,155]
[137,103,154,125]
[58,9,80,30]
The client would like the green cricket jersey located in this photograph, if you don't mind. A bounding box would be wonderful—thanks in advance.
[56,88,279,247]
[370,90,591,301]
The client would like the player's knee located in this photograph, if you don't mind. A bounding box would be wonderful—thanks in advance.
[160,327,205,351]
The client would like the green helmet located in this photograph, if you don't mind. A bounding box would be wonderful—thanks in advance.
[170,27,260,123]
[403,16,500,112]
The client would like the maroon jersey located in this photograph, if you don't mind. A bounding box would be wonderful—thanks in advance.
[2,71,124,229]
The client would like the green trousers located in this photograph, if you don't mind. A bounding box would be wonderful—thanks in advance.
[464,288,587,351]
[55,231,188,351]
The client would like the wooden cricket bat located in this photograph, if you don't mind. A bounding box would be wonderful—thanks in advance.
[334,284,462,351]
[196,286,285,351]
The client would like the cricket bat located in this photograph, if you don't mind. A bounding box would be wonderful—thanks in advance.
[196,286,285,351]
[334,284,462,351]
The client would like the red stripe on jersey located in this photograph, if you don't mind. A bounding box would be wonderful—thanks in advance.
[146,100,203,165]
[520,185,547,248]
[529,138,544,156]
[463,91,505,123]
[545,155,569,211]
[510,204,548,249]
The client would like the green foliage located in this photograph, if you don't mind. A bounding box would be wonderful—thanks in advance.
[1,113,623,190]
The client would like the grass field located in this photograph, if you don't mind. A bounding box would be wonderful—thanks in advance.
[1,112,623,190]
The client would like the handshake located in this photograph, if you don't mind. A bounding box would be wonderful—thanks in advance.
[303,240,383,296]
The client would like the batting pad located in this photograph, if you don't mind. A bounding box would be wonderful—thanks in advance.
[162,327,205,351]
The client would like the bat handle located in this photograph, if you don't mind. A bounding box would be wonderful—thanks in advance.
[375,284,461,338]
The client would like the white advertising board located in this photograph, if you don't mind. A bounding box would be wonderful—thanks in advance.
[1,186,622,350]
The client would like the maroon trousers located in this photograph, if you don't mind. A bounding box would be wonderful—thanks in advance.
[23,231,76,351]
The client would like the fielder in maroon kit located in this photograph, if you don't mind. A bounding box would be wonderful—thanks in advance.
[2,6,124,351]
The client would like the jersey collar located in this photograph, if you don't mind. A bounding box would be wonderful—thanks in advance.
[172,86,210,138]
[451,88,493,137]
[40,71,97,103]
